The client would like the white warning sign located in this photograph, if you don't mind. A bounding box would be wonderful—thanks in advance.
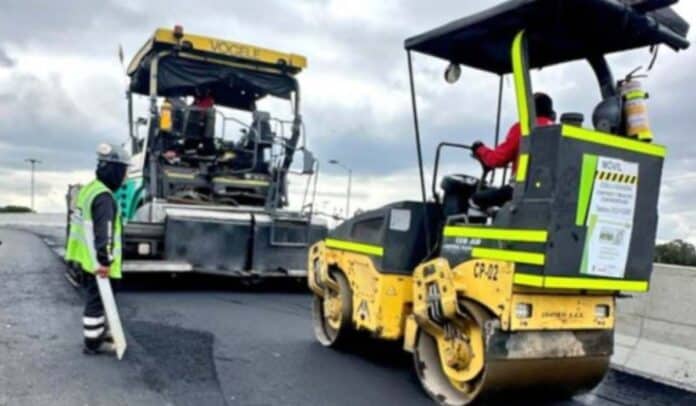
[97,277,127,360]
[581,157,638,279]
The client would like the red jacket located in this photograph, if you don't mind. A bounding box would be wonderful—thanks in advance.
[194,96,215,109]
[475,116,554,174]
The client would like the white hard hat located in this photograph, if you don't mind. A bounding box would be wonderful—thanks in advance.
[97,143,131,165]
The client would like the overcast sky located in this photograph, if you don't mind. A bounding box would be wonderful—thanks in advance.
[0,0,695,241]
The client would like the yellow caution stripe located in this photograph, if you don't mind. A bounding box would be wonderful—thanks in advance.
[562,125,666,158]
[213,177,270,187]
[595,171,638,184]
[165,171,197,180]
[325,238,384,257]
[471,247,545,266]
[443,226,547,243]
[513,272,649,292]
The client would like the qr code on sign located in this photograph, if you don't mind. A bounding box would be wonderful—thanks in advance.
[599,227,625,246]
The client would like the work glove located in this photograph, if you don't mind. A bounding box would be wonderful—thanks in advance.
[471,141,484,158]
[97,265,109,279]
[470,141,492,171]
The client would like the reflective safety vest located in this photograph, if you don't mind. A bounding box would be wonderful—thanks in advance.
[65,179,123,279]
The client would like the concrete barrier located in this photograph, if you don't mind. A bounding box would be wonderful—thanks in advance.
[613,263,696,392]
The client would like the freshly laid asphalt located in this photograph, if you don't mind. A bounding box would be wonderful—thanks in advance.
[1,222,696,406]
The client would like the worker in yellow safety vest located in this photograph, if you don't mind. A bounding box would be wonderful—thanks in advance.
[65,143,130,355]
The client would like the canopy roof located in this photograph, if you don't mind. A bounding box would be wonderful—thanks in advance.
[127,28,307,110]
[405,0,690,74]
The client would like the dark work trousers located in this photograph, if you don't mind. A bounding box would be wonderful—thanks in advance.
[472,185,514,210]
[82,273,106,350]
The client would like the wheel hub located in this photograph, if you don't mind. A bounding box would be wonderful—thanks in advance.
[442,335,473,371]
[324,293,342,330]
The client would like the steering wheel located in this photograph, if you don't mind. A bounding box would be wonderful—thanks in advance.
[432,142,495,204]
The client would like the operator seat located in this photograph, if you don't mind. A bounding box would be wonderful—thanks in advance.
[237,111,274,173]
[183,107,216,157]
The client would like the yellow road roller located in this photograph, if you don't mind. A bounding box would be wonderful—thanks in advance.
[309,0,690,404]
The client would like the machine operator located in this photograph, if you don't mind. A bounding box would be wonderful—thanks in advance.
[471,92,555,209]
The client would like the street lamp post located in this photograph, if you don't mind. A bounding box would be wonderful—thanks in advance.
[25,158,41,212]
[329,159,352,218]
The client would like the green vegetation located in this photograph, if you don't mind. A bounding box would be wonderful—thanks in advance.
[655,239,696,266]
[0,205,33,213]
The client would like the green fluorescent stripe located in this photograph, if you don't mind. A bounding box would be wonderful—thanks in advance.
[576,154,598,226]
[580,214,598,275]
[443,226,547,243]
[545,275,648,292]
[513,273,544,287]
[562,125,666,158]
[516,153,529,182]
[511,31,530,136]
[514,272,649,292]
[471,247,545,266]
[325,238,384,257]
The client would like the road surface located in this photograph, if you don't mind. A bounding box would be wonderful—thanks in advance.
[1,216,695,405]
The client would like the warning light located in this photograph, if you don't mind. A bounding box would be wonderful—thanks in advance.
[515,303,533,319]
[173,25,184,39]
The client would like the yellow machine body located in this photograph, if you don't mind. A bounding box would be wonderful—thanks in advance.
[310,240,615,339]
[309,241,412,340]
[127,27,307,77]
[310,239,616,403]
[408,258,613,339]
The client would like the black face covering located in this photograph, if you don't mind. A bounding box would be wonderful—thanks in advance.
[96,162,128,191]
[534,93,556,120]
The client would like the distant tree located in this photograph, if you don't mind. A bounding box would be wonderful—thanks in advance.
[0,205,33,213]
[654,239,696,266]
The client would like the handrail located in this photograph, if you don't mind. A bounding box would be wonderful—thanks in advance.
[431,142,472,204]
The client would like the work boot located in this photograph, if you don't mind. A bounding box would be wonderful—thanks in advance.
[467,199,486,215]
[83,341,117,356]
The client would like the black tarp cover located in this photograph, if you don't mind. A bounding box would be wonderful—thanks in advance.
[129,54,297,111]
[405,0,690,74]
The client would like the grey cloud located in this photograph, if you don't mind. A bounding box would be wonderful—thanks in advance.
[0,73,120,172]
[1,1,692,177]
[0,169,52,195]
[306,97,495,178]
[0,0,694,240]
[0,1,492,75]
[310,190,370,200]
[0,93,15,103]
[0,0,308,59]
[0,47,15,68]
[0,166,56,209]
[0,0,148,57]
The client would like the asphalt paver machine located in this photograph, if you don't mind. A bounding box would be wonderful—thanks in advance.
[308,1,689,404]
[68,27,327,278]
